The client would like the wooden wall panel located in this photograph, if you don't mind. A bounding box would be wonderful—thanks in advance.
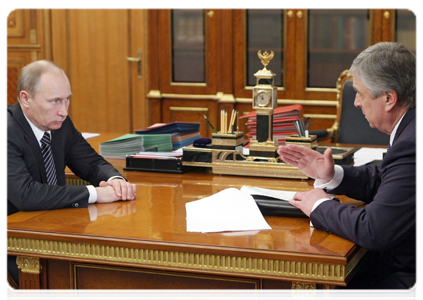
[7,9,49,105]
[66,10,131,133]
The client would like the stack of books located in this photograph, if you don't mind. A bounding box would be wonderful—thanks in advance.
[100,133,173,159]
[240,104,303,146]
[135,122,201,150]
[99,134,145,159]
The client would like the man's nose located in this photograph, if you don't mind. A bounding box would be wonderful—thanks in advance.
[354,94,361,108]
[58,101,68,117]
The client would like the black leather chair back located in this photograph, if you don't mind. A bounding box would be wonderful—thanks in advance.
[337,80,390,146]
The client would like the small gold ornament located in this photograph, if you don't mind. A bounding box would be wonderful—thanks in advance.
[257,50,274,70]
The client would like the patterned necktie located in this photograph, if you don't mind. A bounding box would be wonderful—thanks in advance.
[41,132,57,185]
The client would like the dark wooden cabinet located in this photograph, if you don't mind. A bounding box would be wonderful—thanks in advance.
[146,9,415,138]
[7,9,416,137]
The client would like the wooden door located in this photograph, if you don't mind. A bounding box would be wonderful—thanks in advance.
[51,9,147,133]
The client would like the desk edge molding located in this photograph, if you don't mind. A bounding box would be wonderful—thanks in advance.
[7,236,365,284]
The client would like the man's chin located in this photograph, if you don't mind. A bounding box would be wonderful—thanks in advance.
[49,122,63,130]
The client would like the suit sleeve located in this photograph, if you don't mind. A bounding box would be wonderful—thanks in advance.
[310,138,415,251]
[7,128,90,212]
[63,118,124,186]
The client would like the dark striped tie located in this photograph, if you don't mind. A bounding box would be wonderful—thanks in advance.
[41,132,57,185]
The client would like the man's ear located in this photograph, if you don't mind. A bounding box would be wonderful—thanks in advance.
[19,91,31,108]
[385,90,398,112]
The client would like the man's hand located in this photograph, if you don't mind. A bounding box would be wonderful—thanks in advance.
[100,179,137,201]
[289,188,330,217]
[277,144,335,182]
[95,185,121,204]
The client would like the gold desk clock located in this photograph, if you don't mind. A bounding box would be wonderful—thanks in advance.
[181,50,355,179]
[249,50,279,159]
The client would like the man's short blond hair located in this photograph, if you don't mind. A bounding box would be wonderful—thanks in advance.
[17,60,65,101]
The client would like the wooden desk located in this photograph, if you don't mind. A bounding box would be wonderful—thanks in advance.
[7,133,366,289]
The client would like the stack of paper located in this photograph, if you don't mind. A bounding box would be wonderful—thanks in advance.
[240,105,302,145]
[136,122,201,149]
[353,147,387,166]
[140,134,173,152]
[186,188,272,233]
[100,134,144,159]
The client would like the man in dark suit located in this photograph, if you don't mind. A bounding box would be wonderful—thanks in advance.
[277,42,415,289]
[8,60,137,285]
[8,60,137,214]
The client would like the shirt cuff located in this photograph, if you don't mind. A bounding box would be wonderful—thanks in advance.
[86,185,97,204]
[309,198,332,227]
[314,165,344,190]
[108,176,126,182]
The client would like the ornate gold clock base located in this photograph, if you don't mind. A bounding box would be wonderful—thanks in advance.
[248,139,279,158]
[211,149,308,179]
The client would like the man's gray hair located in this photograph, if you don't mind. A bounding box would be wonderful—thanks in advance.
[17,60,65,101]
[350,42,415,109]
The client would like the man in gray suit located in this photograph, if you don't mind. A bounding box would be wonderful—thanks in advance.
[278,42,415,289]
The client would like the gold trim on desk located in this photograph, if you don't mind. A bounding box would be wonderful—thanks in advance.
[16,256,42,274]
[66,178,90,186]
[7,237,365,284]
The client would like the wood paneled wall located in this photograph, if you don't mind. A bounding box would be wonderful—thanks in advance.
[7,9,148,133]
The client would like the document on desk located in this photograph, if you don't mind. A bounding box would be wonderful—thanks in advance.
[186,188,272,233]
[353,147,387,166]
[240,186,295,201]
[82,132,100,140]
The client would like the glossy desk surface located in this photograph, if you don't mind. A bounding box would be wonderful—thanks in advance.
[7,133,365,286]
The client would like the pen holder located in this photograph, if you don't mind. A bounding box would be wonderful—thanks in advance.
[285,134,318,150]
[211,132,244,150]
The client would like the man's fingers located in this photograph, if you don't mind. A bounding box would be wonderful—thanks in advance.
[99,181,108,187]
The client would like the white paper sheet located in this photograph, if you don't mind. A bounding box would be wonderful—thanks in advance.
[185,188,272,233]
[82,132,100,140]
[240,186,295,201]
[353,147,387,166]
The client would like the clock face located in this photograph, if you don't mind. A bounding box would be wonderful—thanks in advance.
[255,91,270,107]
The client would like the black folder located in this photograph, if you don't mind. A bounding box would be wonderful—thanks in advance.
[251,194,308,218]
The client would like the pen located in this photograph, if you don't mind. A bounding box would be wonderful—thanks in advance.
[203,114,218,134]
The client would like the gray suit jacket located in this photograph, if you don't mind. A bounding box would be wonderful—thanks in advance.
[7,103,123,215]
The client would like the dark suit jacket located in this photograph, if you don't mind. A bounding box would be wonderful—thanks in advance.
[7,103,124,215]
[311,108,416,283]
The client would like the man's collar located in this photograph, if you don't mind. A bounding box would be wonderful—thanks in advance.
[390,111,407,146]
[23,112,50,144]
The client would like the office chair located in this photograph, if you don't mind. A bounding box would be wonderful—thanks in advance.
[315,70,390,146]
